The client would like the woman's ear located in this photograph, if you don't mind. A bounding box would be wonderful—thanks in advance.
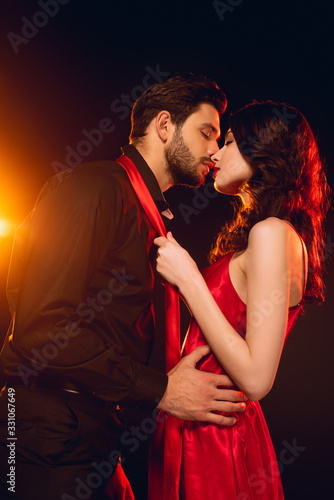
[155,110,175,143]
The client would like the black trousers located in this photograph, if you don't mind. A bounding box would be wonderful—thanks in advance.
[0,385,124,500]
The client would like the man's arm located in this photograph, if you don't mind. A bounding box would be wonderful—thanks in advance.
[6,165,168,409]
[158,345,247,425]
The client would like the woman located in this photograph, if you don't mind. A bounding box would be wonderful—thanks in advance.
[148,101,330,499]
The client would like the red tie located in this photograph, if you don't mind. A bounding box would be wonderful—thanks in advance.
[117,154,181,372]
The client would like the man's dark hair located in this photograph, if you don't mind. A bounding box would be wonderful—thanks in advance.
[129,73,227,144]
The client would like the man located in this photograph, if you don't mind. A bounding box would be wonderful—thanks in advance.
[0,74,246,499]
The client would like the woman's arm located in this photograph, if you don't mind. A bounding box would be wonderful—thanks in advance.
[155,219,302,401]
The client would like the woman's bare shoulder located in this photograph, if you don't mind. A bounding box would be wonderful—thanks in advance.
[248,217,291,250]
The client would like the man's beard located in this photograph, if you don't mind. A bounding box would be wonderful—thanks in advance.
[165,128,206,187]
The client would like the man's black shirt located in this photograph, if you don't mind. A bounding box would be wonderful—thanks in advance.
[0,145,169,409]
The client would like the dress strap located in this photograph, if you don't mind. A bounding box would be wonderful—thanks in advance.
[292,229,308,302]
[287,222,308,302]
[282,220,308,303]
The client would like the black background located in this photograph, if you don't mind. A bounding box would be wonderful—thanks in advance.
[1,1,333,498]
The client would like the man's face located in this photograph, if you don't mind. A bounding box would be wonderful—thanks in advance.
[165,103,221,187]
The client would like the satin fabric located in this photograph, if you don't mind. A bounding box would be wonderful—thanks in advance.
[149,252,304,500]
[117,154,183,498]
[117,154,181,372]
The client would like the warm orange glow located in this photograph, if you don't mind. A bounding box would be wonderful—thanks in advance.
[0,218,12,238]
[0,154,38,244]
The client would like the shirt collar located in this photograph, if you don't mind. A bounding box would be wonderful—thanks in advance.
[121,144,173,220]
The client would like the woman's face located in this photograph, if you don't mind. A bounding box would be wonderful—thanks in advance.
[211,130,254,195]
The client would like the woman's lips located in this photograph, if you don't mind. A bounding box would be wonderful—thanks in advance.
[212,166,220,178]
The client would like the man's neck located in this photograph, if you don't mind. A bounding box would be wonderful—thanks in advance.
[134,143,173,192]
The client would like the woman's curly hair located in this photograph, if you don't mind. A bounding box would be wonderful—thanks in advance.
[209,101,331,304]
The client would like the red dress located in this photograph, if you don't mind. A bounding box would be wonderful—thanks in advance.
[148,253,304,500]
